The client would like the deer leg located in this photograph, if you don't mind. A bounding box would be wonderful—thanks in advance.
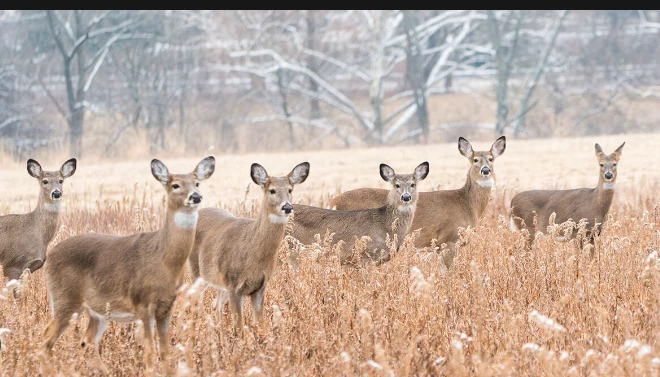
[139,310,156,372]
[213,288,229,322]
[4,267,24,299]
[155,300,174,364]
[228,290,244,337]
[442,242,457,269]
[82,309,109,374]
[250,285,266,325]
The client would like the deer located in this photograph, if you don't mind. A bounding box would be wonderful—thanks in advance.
[509,142,624,247]
[0,158,76,296]
[330,136,506,268]
[41,156,215,374]
[291,162,429,266]
[188,162,310,336]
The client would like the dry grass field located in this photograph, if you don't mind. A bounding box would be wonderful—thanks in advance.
[0,132,659,376]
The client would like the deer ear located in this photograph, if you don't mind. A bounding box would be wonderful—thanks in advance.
[458,137,473,159]
[491,136,506,158]
[594,143,605,157]
[60,158,77,178]
[288,162,310,185]
[379,164,396,183]
[612,141,625,158]
[194,156,215,181]
[27,159,42,179]
[151,159,170,186]
[251,163,269,187]
[414,161,429,181]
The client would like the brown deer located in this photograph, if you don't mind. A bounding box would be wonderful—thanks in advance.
[42,156,215,374]
[330,136,506,268]
[509,142,624,246]
[291,162,429,266]
[0,158,76,295]
[188,162,310,336]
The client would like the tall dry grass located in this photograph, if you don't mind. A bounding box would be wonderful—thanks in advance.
[0,133,658,376]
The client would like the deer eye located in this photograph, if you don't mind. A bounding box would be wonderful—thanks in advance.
[42,180,48,185]
[599,164,604,167]
[395,184,400,188]
[172,184,180,189]
[488,157,493,162]
[613,163,617,167]
[473,158,479,163]
[411,183,415,188]
[59,179,63,184]
[269,189,276,194]
[288,188,292,193]
[195,182,200,187]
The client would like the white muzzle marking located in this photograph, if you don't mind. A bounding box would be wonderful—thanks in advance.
[44,203,62,212]
[478,178,495,187]
[602,182,615,190]
[398,204,416,212]
[174,211,199,229]
[269,214,290,224]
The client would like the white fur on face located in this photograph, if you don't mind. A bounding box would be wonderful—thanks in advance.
[398,204,416,213]
[269,214,290,224]
[602,182,615,190]
[44,203,61,212]
[174,211,199,229]
[508,215,518,231]
[478,178,495,187]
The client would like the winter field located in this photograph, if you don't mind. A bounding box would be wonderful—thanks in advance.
[0,132,659,376]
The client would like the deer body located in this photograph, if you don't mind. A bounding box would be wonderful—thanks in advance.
[0,158,76,284]
[509,142,624,244]
[42,157,215,374]
[189,162,309,335]
[330,137,505,268]
[291,162,429,266]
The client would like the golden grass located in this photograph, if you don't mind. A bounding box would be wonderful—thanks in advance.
[0,132,659,376]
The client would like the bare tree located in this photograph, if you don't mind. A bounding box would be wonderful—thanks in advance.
[45,10,143,157]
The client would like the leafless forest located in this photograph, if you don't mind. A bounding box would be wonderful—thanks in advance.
[0,10,659,162]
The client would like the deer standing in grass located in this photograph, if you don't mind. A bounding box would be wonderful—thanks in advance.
[509,142,624,246]
[330,137,506,268]
[0,158,76,294]
[291,162,429,266]
[189,162,309,336]
[42,156,215,374]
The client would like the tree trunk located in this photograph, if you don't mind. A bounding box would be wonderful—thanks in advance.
[69,108,84,157]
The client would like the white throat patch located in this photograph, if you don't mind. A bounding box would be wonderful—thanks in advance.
[398,204,416,213]
[269,214,290,224]
[44,203,61,212]
[478,178,494,187]
[174,211,199,229]
[602,182,615,190]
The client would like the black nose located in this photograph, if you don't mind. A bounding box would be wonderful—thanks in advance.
[605,172,613,180]
[401,193,411,202]
[282,203,293,214]
[190,192,202,204]
[52,191,62,199]
[481,166,491,176]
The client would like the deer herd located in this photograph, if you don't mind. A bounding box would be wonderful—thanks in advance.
[0,136,626,374]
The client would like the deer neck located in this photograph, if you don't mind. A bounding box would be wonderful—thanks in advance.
[252,201,288,264]
[32,195,61,244]
[595,177,616,215]
[385,200,415,244]
[462,173,492,219]
[161,208,199,279]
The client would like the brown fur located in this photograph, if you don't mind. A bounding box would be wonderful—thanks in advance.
[291,162,429,266]
[189,162,310,335]
[330,137,506,268]
[0,158,76,292]
[509,142,624,246]
[41,156,215,374]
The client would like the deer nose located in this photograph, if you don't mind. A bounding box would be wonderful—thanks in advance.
[604,172,613,180]
[401,193,411,202]
[282,203,293,214]
[52,190,62,199]
[481,166,491,176]
[190,192,202,204]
